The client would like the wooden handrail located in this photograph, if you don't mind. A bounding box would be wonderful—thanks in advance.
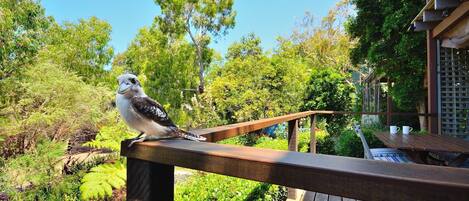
[191,111,315,142]
[191,111,436,142]
[121,110,446,201]
[121,140,469,201]
[313,110,435,116]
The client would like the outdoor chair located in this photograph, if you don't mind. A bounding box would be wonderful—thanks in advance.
[354,125,414,163]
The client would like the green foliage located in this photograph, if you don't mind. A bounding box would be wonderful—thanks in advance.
[85,111,135,152]
[0,0,50,80]
[6,171,84,201]
[255,132,311,152]
[176,173,285,201]
[315,129,336,155]
[218,136,245,146]
[154,0,236,93]
[347,0,426,110]
[42,17,114,84]
[1,61,112,150]
[302,68,355,135]
[288,1,355,74]
[179,95,226,129]
[79,160,126,200]
[335,129,363,158]
[0,140,67,199]
[123,26,198,124]
[0,0,51,106]
[208,34,308,123]
[255,136,288,151]
[335,127,384,158]
[154,0,236,37]
[361,126,385,148]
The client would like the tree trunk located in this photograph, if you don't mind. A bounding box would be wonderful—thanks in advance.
[196,46,205,94]
[416,99,427,131]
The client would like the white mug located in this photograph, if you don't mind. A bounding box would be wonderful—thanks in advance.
[402,126,413,135]
[390,126,400,134]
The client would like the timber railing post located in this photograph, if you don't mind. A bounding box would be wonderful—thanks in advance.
[288,119,299,152]
[127,158,174,201]
[287,119,299,200]
[310,114,316,154]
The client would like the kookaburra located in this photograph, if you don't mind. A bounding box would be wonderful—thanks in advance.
[116,73,206,147]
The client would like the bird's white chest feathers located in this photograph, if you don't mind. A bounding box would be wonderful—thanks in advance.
[116,94,170,136]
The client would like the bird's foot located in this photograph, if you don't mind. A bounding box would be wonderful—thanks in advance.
[128,137,145,148]
[127,135,178,147]
[130,132,144,140]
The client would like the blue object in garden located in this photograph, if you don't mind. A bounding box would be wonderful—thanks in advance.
[264,124,278,138]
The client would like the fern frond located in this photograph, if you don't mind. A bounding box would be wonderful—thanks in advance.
[79,161,126,200]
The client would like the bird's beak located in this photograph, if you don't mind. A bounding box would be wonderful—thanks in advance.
[118,83,131,94]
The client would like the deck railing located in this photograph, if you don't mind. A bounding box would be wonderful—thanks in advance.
[120,111,469,201]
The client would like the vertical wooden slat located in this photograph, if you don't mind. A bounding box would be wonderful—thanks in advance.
[386,79,392,126]
[427,30,438,134]
[287,119,299,199]
[127,158,174,201]
[310,114,317,154]
[288,119,299,152]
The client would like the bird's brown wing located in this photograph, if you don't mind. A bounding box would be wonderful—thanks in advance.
[130,96,176,127]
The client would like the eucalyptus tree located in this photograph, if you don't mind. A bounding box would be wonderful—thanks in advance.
[154,0,236,93]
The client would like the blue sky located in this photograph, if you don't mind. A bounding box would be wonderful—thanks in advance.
[41,0,340,56]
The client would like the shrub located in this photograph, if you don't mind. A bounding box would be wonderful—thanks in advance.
[334,127,384,158]
[254,131,311,152]
[0,140,68,199]
[315,130,336,155]
[302,68,355,135]
[255,136,288,150]
[361,126,385,148]
[335,129,363,158]
[176,173,286,201]
[0,62,112,156]
[8,171,84,201]
[218,136,246,146]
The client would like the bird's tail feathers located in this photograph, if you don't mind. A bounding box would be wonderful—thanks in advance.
[176,129,207,142]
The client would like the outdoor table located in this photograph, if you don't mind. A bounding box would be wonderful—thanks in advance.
[374,132,469,166]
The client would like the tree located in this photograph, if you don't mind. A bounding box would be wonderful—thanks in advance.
[42,17,114,84]
[302,68,355,135]
[0,0,51,106]
[289,0,355,74]
[1,60,111,154]
[122,26,198,124]
[154,0,236,93]
[208,34,308,123]
[347,0,427,127]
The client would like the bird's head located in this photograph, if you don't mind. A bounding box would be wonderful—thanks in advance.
[117,73,144,97]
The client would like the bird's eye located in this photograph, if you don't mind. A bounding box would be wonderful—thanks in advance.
[129,78,136,84]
